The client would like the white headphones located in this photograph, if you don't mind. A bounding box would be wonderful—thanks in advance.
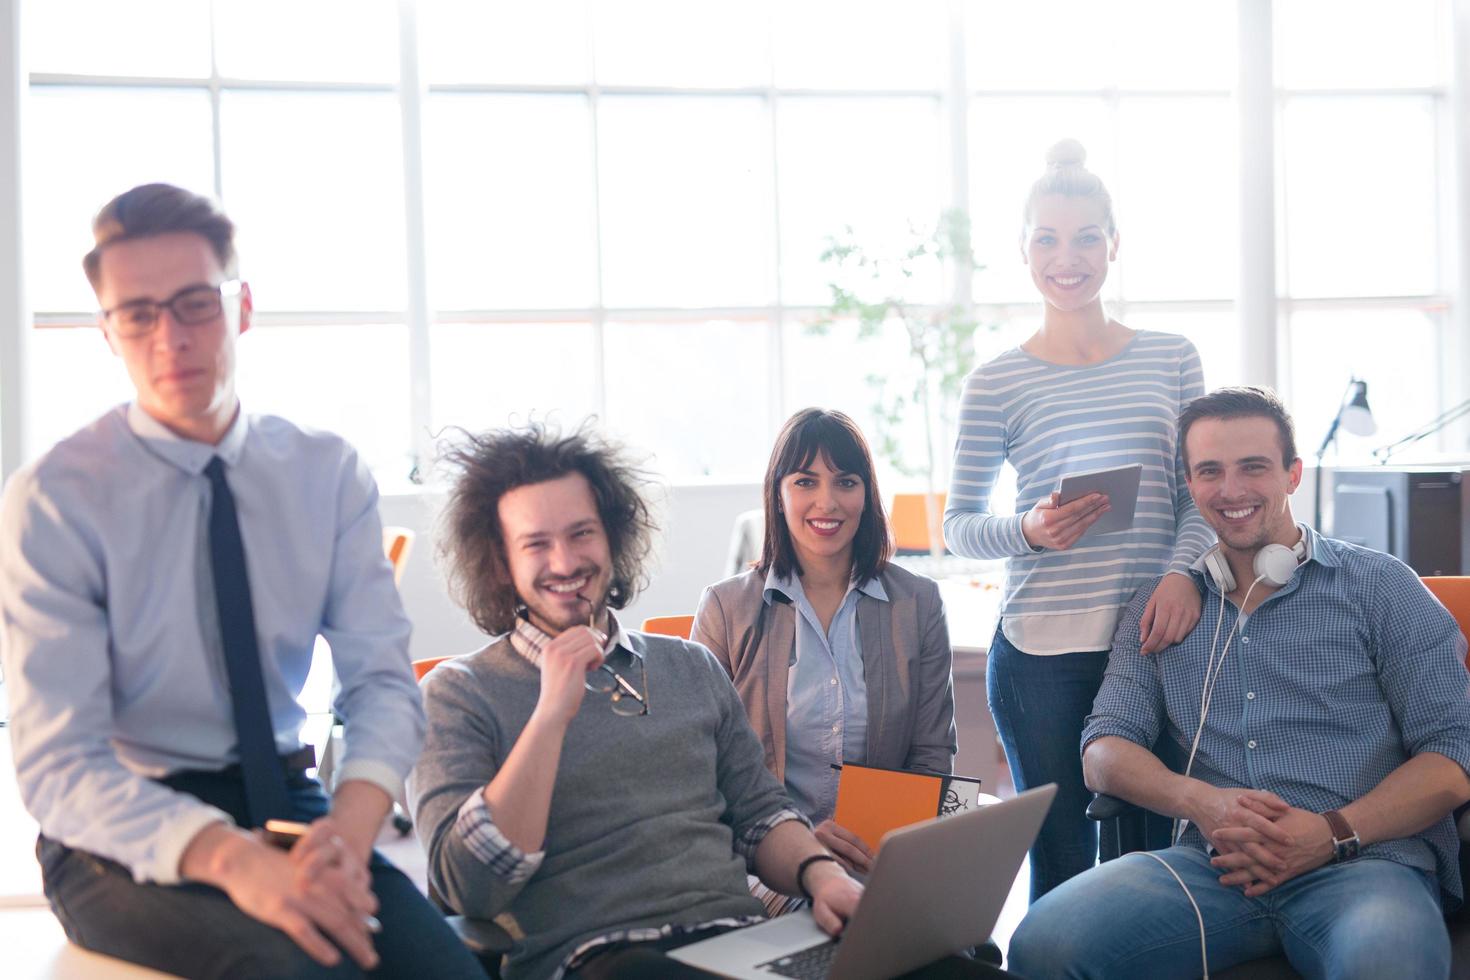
[1200,534,1307,593]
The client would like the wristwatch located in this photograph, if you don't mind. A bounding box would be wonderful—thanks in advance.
[1322,809,1360,863]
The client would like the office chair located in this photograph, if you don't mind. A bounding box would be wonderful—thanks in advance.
[890,492,946,555]
[641,614,695,639]
[1086,575,1470,978]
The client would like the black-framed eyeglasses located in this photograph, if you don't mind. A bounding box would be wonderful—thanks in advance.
[102,280,242,339]
[584,653,648,716]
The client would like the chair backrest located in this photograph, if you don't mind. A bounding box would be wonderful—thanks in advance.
[413,655,452,682]
[1423,576,1470,667]
[890,492,946,553]
[383,526,415,586]
[641,614,694,639]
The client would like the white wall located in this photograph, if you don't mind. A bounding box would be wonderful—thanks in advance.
[378,481,761,661]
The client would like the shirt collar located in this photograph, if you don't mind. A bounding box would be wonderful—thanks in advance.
[507,609,638,667]
[762,566,888,605]
[126,401,248,475]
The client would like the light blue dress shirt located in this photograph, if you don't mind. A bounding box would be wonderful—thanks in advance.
[0,403,423,884]
[765,569,887,823]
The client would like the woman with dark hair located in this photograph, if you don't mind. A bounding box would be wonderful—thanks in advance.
[693,408,957,878]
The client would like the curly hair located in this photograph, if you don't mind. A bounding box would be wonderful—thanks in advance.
[438,421,657,636]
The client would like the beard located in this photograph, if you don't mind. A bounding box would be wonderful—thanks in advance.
[522,565,609,635]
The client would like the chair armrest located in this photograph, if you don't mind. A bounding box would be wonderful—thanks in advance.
[1086,793,1141,822]
[445,915,515,956]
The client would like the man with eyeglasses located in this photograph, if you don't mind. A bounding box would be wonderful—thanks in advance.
[0,183,483,978]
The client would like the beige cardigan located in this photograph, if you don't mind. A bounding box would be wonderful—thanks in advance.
[692,563,957,783]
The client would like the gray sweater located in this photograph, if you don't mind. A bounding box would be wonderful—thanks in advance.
[408,631,797,980]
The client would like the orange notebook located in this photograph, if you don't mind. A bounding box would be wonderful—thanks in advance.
[831,764,984,852]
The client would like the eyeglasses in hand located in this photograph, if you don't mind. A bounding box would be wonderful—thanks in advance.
[584,655,648,716]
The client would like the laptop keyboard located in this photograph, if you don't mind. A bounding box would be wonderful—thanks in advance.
[757,939,839,979]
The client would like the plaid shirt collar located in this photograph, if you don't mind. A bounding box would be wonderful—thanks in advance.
[508,609,638,666]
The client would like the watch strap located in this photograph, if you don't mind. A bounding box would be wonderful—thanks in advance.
[1323,809,1360,862]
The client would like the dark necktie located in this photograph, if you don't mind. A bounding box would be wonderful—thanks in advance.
[205,456,291,827]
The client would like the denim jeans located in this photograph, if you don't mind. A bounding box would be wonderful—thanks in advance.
[1009,846,1450,980]
[987,626,1108,903]
[39,768,484,980]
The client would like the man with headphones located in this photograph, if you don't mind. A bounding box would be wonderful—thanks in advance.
[1009,386,1470,980]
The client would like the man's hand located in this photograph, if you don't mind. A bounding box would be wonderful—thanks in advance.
[1211,806,1334,896]
[803,860,864,937]
[534,625,607,726]
[1138,573,1203,655]
[1021,492,1109,551]
[1185,784,1294,853]
[181,824,380,970]
[812,820,873,874]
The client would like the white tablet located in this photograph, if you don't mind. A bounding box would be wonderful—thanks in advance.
[1056,462,1143,537]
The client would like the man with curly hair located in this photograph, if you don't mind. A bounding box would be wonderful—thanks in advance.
[407,422,875,980]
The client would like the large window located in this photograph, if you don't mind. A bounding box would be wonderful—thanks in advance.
[14,0,1467,489]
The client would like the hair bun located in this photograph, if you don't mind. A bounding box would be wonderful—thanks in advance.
[1045,138,1087,170]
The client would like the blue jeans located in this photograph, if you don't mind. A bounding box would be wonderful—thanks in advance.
[987,627,1108,902]
[39,767,484,980]
[1009,846,1450,980]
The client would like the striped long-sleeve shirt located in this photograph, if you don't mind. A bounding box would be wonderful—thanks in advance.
[943,330,1213,654]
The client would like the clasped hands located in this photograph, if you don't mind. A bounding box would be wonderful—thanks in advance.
[1190,786,1335,897]
[211,815,381,971]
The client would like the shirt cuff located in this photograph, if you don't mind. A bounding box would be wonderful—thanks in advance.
[456,790,544,884]
[335,759,406,802]
[735,807,810,870]
[152,804,236,886]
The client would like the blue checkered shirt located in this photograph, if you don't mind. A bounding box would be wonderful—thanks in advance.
[1083,526,1470,903]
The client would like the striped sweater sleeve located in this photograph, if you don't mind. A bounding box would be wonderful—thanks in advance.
[1166,340,1213,574]
[943,362,1038,560]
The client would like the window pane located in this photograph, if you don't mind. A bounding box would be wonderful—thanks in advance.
[593,0,771,88]
[969,97,1112,303]
[23,87,216,313]
[968,1,1234,92]
[1116,98,1236,300]
[219,92,406,312]
[1123,310,1240,391]
[1282,97,1437,298]
[424,95,596,310]
[25,327,135,457]
[604,319,770,480]
[24,0,211,77]
[419,0,592,85]
[236,324,413,484]
[597,97,772,308]
[1278,0,1443,90]
[773,0,944,91]
[776,97,943,306]
[967,1,1117,92]
[430,321,597,435]
[1112,1,1235,90]
[781,315,931,490]
[214,0,399,83]
[1285,310,1438,461]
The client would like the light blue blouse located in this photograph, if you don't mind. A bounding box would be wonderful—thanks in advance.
[764,568,888,822]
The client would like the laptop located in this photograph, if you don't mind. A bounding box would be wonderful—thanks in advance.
[669,783,1055,980]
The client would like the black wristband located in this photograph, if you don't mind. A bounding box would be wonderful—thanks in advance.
[796,853,840,902]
